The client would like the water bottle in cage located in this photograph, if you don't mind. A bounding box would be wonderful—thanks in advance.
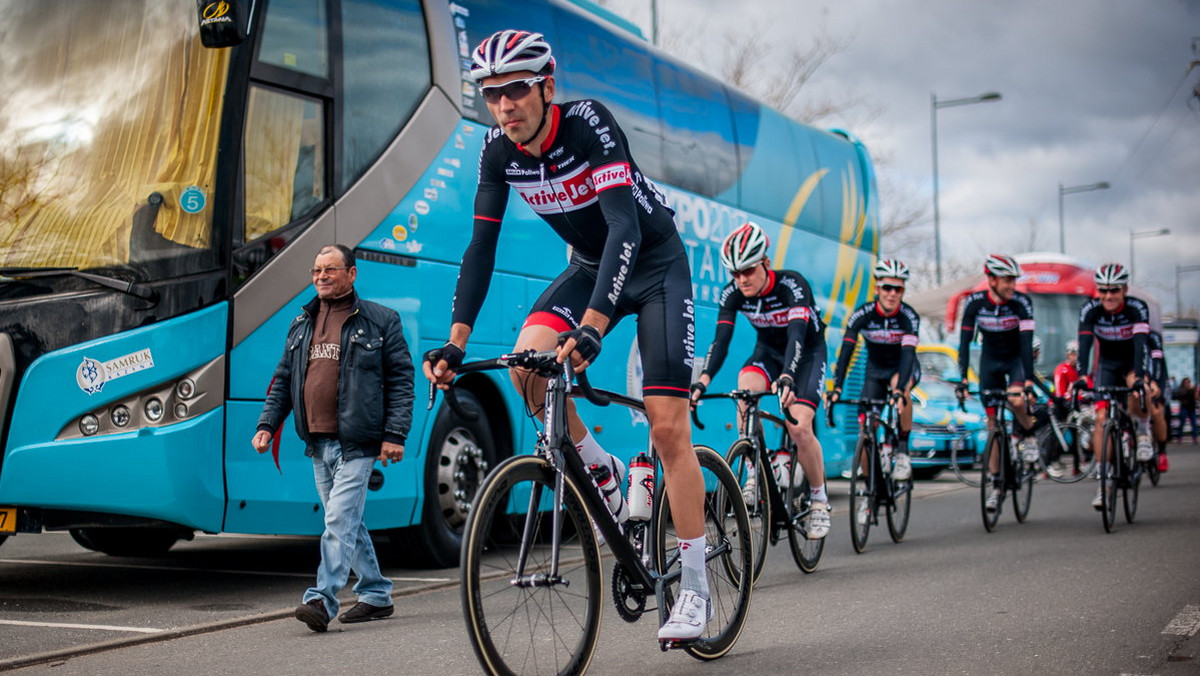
[626,453,654,521]
[589,462,628,523]
[771,449,792,487]
[880,442,893,473]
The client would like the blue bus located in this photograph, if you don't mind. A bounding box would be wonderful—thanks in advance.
[0,0,879,565]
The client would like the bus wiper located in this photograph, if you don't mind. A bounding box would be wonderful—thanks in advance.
[0,267,159,302]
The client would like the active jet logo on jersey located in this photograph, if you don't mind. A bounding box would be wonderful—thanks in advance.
[565,101,617,153]
[606,241,636,306]
[510,163,597,214]
[592,162,631,191]
[861,328,907,344]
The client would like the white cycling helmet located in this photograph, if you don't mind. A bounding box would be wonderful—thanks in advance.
[470,30,555,82]
[1065,339,1079,354]
[983,253,1022,278]
[873,258,910,280]
[1094,262,1130,287]
[720,222,770,272]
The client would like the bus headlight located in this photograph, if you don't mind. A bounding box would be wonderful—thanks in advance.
[145,398,164,422]
[175,379,195,400]
[174,403,188,419]
[79,415,100,436]
[111,405,131,427]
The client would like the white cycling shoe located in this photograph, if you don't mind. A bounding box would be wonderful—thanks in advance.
[658,589,711,641]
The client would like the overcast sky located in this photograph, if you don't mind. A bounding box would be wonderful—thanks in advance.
[601,0,1200,315]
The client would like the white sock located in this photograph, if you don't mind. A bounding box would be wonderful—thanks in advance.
[809,484,827,504]
[678,535,709,596]
[574,430,608,468]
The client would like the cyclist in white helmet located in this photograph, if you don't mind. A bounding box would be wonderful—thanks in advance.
[827,258,921,481]
[690,222,832,540]
[424,29,713,642]
[1075,262,1165,508]
[956,253,1038,513]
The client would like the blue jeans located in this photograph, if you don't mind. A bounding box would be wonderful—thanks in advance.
[302,438,393,616]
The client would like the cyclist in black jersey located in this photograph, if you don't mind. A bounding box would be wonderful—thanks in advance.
[956,254,1038,512]
[1075,262,1165,507]
[1147,329,1170,471]
[688,222,831,540]
[826,259,920,480]
[421,30,710,641]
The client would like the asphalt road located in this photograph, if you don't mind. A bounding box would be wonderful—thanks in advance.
[2,444,1199,675]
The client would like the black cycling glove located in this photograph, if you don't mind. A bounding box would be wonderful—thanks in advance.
[558,325,603,364]
[424,342,465,372]
[689,381,707,400]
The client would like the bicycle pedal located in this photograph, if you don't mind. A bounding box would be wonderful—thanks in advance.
[659,638,697,651]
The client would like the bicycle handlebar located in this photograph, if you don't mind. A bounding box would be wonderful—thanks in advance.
[691,389,797,430]
[426,349,611,421]
[824,396,890,429]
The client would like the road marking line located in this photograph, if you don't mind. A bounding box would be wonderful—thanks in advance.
[1163,605,1200,636]
[0,558,450,583]
[0,619,162,634]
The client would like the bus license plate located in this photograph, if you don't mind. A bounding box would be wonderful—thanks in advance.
[0,506,16,534]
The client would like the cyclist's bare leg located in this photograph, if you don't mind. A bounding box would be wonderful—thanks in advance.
[644,395,704,539]
[889,373,914,434]
[510,324,589,443]
[1007,384,1034,432]
[1093,404,1110,464]
[785,404,825,494]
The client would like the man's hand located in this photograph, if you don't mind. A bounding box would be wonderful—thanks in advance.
[379,441,405,467]
[251,430,273,454]
[955,382,969,402]
[556,324,602,370]
[825,387,841,406]
[688,380,707,411]
[773,374,796,408]
[423,342,465,390]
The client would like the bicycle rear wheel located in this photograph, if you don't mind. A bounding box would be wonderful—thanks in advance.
[849,436,874,553]
[461,454,602,676]
[786,471,825,573]
[1099,424,1121,533]
[1038,420,1094,484]
[1124,442,1141,523]
[949,434,983,487]
[657,445,753,661]
[980,431,1003,532]
[723,439,769,585]
[886,472,912,543]
[1012,457,1034,523]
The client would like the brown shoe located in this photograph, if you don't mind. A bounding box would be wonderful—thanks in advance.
[338,601,394,624]
[295,599,329,633]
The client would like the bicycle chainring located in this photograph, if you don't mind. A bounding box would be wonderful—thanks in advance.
[611,562,647,623]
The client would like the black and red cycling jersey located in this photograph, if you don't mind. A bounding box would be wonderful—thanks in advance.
[1077,296,1150,379]
[451,99,678,328]
[832,300,920,391]
[700,269,824,382]
[956,289,1036,383]
[1148,330,1167,385]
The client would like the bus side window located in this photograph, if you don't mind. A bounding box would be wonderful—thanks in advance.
[256,0,329,78]
[243,86,326,242]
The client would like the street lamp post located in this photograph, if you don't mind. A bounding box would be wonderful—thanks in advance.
[931,91,1002,285]
[1057,181,1110,254]
[1177,264,1200,317]
[1128,227,1171,284]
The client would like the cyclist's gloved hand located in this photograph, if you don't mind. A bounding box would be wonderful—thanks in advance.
[826,387,841,404]
[774,373,795,400]
[423,342,464,377]
[954,382,968,401]
[889,388,905,407]
[557,324,602,365]
[1073,377,1091,392]
[689,380,707,404]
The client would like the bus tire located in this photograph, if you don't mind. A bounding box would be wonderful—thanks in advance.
[390,390,496,568]
[69,527,189,557]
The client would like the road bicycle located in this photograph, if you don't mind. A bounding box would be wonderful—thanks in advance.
[693,389,824,583]
[826,395,912,553]
[440,350,752,676]
[949,392,1094,488]
[964,389,1039,532]
[1091,385,1143,533]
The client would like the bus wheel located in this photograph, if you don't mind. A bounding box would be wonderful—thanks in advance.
[69,527,189,557]
[389,390,495,568]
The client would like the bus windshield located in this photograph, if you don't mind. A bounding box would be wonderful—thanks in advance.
[0,0,228,276]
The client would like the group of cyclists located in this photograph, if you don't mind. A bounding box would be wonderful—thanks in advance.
[422,28,1175,657]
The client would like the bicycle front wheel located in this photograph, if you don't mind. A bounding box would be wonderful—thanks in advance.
[980,431,1003,532]
[657,445,753,661]
[723,439,769,585]
[461,454,602,676]
[949,434,983,487]
[787,472,825,573]
[1038,419,1095,484]
[1099,424,1121,533]
[1124,440,1141,524]
[849,436,874,553]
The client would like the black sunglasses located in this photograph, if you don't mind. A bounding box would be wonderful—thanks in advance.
[479,76,546,104]
[1097,286,1123,295]
[878,284,905,293]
